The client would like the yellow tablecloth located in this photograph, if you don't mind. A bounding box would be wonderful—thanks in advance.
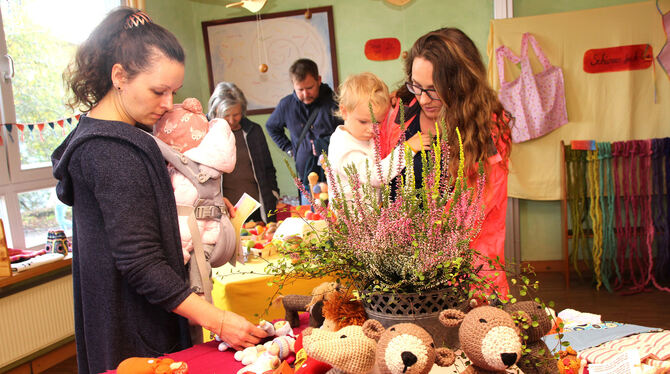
[211,256,331,324]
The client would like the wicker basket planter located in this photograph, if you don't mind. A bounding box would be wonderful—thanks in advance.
[362,287,467,349]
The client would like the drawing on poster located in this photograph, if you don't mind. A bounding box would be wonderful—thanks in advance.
[203,7,338,115]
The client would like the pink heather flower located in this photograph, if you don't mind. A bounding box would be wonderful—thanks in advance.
[284,115,487,294]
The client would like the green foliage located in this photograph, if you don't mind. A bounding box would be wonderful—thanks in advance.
[4,1,77,166]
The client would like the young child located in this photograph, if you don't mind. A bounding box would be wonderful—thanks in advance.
[327,72,432,200]
[153,98,237,329]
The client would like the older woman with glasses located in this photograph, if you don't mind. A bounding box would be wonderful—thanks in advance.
[392,27,513,298]
[208,82,279,223]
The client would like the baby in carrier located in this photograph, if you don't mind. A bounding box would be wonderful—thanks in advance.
[153,98,237,313]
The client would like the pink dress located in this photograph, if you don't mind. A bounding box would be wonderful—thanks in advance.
[470,125,510,298]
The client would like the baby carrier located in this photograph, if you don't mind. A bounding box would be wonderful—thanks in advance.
[153,136,236,304]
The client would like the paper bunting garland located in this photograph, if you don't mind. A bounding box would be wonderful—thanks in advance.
[0,114,80,145]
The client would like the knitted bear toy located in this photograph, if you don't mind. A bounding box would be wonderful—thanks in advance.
[298,325,377,374]
[504,301,559,373]
[440,306,524,374]
[362,319,456,374]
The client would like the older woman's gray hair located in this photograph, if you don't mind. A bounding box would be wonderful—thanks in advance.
[207,82,248,119]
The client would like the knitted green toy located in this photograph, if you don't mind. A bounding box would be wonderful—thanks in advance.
[362,319,456,374]
[440,306,524,374]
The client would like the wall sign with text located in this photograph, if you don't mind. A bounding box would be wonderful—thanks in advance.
[583,44,653,73]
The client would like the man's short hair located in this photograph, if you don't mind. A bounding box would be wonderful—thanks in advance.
[289,58,319,82]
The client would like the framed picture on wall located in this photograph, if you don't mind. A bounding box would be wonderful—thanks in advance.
[202,6,339,115]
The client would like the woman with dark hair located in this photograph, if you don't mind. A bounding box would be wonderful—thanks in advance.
[53,7,266,373]
[208,82,279,223]
[394,27,513,297]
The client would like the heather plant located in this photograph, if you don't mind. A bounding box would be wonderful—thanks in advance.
[261,101,570,366]
[267,100,499,297]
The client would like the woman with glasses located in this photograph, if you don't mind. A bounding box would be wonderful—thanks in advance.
[394,27,513,298]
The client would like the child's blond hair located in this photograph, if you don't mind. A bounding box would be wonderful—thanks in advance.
[335,72,390,120]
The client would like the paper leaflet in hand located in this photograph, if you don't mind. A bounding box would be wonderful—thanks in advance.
[230,193,261,264]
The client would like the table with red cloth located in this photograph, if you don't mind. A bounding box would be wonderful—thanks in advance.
[105,312,311,373]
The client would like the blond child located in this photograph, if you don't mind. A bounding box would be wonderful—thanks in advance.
[327,72,431,200]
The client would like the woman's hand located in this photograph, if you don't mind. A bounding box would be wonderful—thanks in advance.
[406,131,433,153]
[217,310,268,350]
[223,197,236,218]
[173,294,266,350]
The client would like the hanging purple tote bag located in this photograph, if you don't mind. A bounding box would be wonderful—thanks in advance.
[497,33,569,143]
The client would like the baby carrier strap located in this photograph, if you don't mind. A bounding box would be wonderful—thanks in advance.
[153,136,212,188]
[153,136,229,219]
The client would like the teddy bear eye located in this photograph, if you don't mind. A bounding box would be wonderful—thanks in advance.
[340,335,347,339]
[390,327,396,332]
[479,318,487,323]
[430,342,435,348]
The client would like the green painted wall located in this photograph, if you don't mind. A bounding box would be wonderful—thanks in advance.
[147,0,494,198]
[147,0,644,262]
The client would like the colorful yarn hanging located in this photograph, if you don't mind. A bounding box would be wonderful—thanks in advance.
[567,138,669,293]
[587,147,604,290]
[611,141,628,291]
[637,140,655,291]
[651,138,670,285]
[598,142,620,292]
[565,145,591,275]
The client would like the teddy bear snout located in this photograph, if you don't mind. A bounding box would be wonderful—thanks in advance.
[481,325,522,370]
[401,351,418,367]
[501,352,517,367]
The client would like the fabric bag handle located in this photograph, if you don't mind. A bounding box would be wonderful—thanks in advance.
[496,45,523,86]
[521,33,553,71]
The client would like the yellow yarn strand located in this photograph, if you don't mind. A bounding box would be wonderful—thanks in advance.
[587,147,603,290]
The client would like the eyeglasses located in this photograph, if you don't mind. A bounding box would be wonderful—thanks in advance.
[405,82,440,101]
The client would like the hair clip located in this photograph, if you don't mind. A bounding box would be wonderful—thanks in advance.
[124,11,152,30]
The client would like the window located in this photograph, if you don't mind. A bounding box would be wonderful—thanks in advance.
[0,0,118,249]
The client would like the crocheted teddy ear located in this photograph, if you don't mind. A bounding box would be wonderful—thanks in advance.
[435,347,456,367]
[439,309,466,327]
[361,319,384,341]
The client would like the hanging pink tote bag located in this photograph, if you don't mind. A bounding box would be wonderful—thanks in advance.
[497,33,568,143]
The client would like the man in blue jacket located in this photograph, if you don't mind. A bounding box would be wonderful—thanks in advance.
[265,58,341,203]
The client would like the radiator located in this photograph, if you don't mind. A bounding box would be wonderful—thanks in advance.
[0,275,74,369]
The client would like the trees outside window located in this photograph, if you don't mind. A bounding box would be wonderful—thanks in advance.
[0,0,117,249]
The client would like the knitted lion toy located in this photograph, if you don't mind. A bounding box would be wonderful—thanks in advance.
[363,319,456,374]
[279,282,343,328]
[321,291,368,331]
[440,306,524,374]
[504,301,559,373]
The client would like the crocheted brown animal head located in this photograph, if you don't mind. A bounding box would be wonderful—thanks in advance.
[362,319,456,374]
[302,324,377,373]
[504,301,559,373]
[504,301,552,342]
[440,306,523,372]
